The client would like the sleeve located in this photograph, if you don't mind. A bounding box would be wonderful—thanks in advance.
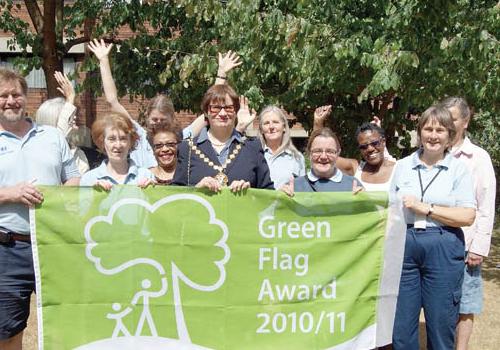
[172,140,190,186]
[59,132,80,183]
[79,170,96,187]
[388,160,402,205]
[56,102,77,136]
[254,142,274,189]
[469,151,496,256]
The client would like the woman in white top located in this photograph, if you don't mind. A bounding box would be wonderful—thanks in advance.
[257,106,305,189]
[336,122,396,192]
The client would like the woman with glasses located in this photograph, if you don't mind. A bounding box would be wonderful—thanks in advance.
[172,84,274,192]
[313,106,395,192]
[281,128,361,195]
[257,106,305,189]
[149,122,181,185]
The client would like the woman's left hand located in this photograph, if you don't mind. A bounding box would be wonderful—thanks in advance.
[236,96,257,133]
[229,180,250,193]
[403,195,429,215]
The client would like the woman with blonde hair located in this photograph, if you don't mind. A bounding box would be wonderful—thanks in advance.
[257,106,305,189]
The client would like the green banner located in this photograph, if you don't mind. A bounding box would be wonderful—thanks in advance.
[31,186,405,350]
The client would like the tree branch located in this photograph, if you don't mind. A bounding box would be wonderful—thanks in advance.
[64,36,90,54]
[24,0,43,33]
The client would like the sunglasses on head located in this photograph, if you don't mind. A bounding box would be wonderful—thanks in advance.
[358,138,383,150]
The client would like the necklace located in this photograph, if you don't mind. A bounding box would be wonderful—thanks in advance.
[208,131,230,147]
[190,140,245,186]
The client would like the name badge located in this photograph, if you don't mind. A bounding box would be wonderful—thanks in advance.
[414,215,427,229]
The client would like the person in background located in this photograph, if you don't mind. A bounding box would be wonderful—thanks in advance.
[80,113,154,189]
[149,121,182,185]
[35,71,90,174]
[88,39,206,168]
[313,106,396,192]
[439,97,496,350]
[281,127,362,195]
[257,106,305,189]
[0,68,80,350]
[390,105,476,350]
[173,84,274,191]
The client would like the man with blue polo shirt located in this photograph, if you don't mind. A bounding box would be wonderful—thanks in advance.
[0,68,80,350]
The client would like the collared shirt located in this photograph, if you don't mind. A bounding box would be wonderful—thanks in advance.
[80,159,154,186]
[294,168,357,192]
[264,147,305,189]
[390,149,476,227]
[130,119,157,169]
[0,120,79,234]
[196,127,243,165]
[451,137,496,256]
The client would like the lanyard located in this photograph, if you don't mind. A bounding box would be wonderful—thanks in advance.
[417,167,443,201]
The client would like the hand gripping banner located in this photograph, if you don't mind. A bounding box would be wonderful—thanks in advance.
[30,186,406,349]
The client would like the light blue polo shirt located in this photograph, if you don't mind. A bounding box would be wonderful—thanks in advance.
[80,159,154,186]
[264,147,305,189]
[0,120,79,234]
[390,149,476,227]
[129,119,157,169]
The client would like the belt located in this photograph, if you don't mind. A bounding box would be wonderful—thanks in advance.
[0,227,31,244]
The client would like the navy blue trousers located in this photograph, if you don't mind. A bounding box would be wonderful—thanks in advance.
[393,226,465,350]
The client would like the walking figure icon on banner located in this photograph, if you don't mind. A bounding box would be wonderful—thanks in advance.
[107,303,132,338]
[131,278,168,336]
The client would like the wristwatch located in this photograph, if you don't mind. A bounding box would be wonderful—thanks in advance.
[427,204,434,217]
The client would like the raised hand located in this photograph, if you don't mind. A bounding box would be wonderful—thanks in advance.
[371,116,382,128]
[236,96,257,133]
[88,39,113,61]
[217,50,242,78]
[313,105,333,127]
[54,71,75,104]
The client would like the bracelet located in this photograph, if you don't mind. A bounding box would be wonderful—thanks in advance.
[426,204,434,217]
[216,75,227,80]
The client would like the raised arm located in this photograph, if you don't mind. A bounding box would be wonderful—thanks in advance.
[215,51,242,85]
[88,39,131,119]
[312,105,332,131]
[54,71,77,136]
[236,96,257,134]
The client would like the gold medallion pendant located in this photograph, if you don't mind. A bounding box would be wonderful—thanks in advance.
[215,172,229,186]
[190,139,245,187]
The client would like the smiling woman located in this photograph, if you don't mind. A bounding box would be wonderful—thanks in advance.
[172,84,274,192]
[79,113,154,190]
[149,122,181,185]
[390,105,476,349]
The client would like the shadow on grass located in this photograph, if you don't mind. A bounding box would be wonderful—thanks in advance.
[482,234,500,285]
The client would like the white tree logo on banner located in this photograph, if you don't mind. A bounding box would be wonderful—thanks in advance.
[77,194,230,350]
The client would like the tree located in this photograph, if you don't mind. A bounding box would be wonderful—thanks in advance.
[84,192,230,343]
[2,0,498,167]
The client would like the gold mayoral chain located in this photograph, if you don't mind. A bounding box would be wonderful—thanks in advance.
[190,141,244,186]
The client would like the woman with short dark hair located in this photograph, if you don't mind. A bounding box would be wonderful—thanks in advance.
[173,84,273,192]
